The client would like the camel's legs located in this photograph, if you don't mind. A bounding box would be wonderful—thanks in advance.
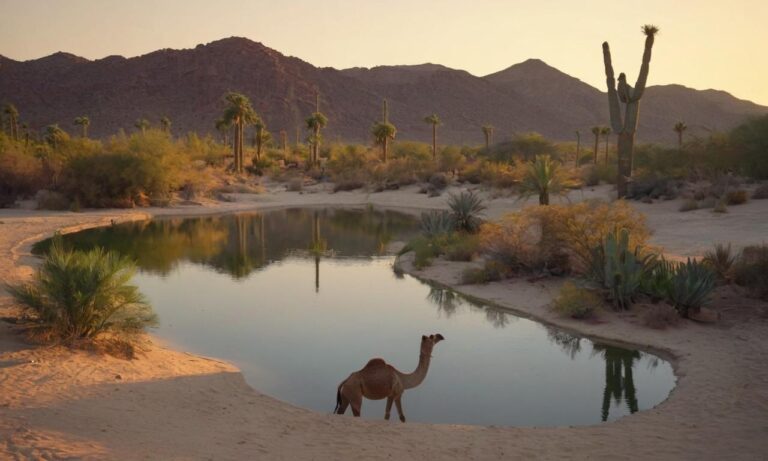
[336,395,349,415]
[384,396,394,420]
[350,394,363,417]
[395,396,406,423]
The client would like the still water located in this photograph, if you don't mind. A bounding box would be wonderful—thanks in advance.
[46,207,675,426]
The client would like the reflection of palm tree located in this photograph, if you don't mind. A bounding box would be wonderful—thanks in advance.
[593,344,640,421]
[427,287,461,318]
[485,308,509,328]
[547,329,582,359]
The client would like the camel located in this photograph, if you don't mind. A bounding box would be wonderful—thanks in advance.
[333,333,444,422]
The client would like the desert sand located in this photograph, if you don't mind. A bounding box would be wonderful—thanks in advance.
[1,184,767,460]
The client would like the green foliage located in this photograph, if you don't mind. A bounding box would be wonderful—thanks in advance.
[447,190,486,232]
[552,282,602,319]
[518,155,577,205]
[6,237,156,342]
[486,132,556,163]
[420,210,454,237]
[461,261,504,285]
[733,244,768,299]
[703,243,735,281]
[667,259,716,318]
[640,257,677,300]
[591,228,651,310]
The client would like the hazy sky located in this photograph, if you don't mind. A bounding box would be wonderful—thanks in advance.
[1,0,766,105]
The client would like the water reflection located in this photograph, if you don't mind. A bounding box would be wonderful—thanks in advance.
[593,344,641,421]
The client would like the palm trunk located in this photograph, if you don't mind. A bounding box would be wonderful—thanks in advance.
[432,124,437,160]
[593,134,599,164]
[604,135,609,165]
[383,137,388,163]
[677,132,683,151]
[575,132,581,169]
[539,189,549,205]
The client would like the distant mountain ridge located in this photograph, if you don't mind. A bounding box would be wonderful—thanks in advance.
[1,37,765,145]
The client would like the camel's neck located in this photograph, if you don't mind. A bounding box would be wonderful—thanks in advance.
[398,351,432,390]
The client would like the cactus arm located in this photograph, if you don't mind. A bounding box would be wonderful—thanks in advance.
[602,42,624,133]
[631,33,655,101]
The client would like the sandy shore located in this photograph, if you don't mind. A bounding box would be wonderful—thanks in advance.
[1,185,767,460]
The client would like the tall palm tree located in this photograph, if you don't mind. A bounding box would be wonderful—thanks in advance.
[371,99,396,163]
[215,118,231,145]
[73,116,90,138]
[482,125,494,150]
[160,116,172,134]
[591,126,601,164]
[44,124,66,150]
[601,126,611,164]
[134,118,150,134]
[423,114,441,160]
[21,122,29,145]
[518,155,576,205]
[222,92,259,173]
[575,130,581,168]
[252,119,270,162]
[673,121,687,151]
[279,129,288,152]
[305,93,328,167]
[3,103,19,141]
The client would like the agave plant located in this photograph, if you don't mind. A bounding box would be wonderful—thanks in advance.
[640,256,678,300]
[6,237,156,341]
[518,155,577,205]
[420,210,454,237]
[591,228,652,310]
[703,243,735,282]
[667,259,716,318]
[447,190,486,233]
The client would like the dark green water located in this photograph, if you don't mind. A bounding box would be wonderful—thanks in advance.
[42,207,675,426]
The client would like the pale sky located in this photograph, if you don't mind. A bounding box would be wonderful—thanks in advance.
[1,0,766,105]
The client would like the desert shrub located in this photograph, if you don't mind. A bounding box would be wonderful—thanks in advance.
[640,257,678,300]
[0,136,47,203]
[437,146,466,172]
[443,234,480,261]
[461,261,504,285]
[517,155,579,205]
[478,211,543,273]
[286,177,303,192]
[552,282,602,319]
[590,228,651,310]
[679,199,699,212]
[420,210,454,237]
[333,179,365,192]
[703,243,735,281]
[725,189,748,205]
[36,190,70,210]
[448,190,486,232]
[399,236,441,269]
[642,304,681,329]
[667,259,716,318]
[752,184,768,199]
[733,244,768,299]
[6,237,157,343]
[428,173,448,190]
[713,199,728,213]
[699,197,717,209]
[629,173,680,200]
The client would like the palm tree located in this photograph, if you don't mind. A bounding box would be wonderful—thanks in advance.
[601,126,611,164]
[21,122,29,145]
[279,129,288,152]
[575,130,581,168]
[591,126,601,164]
[673,121,687,151]
[73,116,90,138]
[215,118,231,145]
[160,116,172,134]
[518,155,576,205]
[371,99,396,163]
[222,92,259,173]
[305,93,328,167]
[134,118,150,134]
[252,119,270,162]
[3,103,19,141]
[423,114,441,159]
[44,124,67,150]
[482,125,494,150]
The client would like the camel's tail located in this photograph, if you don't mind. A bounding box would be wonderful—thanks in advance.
[333,380,344,414]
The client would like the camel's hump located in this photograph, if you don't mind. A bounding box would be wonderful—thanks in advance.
[363,358,387,369]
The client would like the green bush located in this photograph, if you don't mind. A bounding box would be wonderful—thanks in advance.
[641,257,678,300]
[443,234,479,261]
[667,259,716,318]
[448,190,486,233]
[6,237,156,343]
[460,260,504,285]
[590,228,652,310]
[552,282,602,319]
[733,244,768,299]
[420,210,454,237]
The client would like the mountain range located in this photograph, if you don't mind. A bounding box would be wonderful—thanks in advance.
[1,37,765,145]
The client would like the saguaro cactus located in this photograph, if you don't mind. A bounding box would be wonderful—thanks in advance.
[603,25,659,198]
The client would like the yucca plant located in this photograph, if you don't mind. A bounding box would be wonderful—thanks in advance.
[590,228,651,310]
[703,243,735,282]
[640,256,678,300]
[518,155,577,205]
[447,190,486,233]
[420,210,454,237]
[667,259,716,318]
[6,237,156,342]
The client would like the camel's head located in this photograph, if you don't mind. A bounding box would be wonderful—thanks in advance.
[421,334,445,355]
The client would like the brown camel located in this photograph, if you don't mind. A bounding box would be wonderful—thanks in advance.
[333,333,444,422]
